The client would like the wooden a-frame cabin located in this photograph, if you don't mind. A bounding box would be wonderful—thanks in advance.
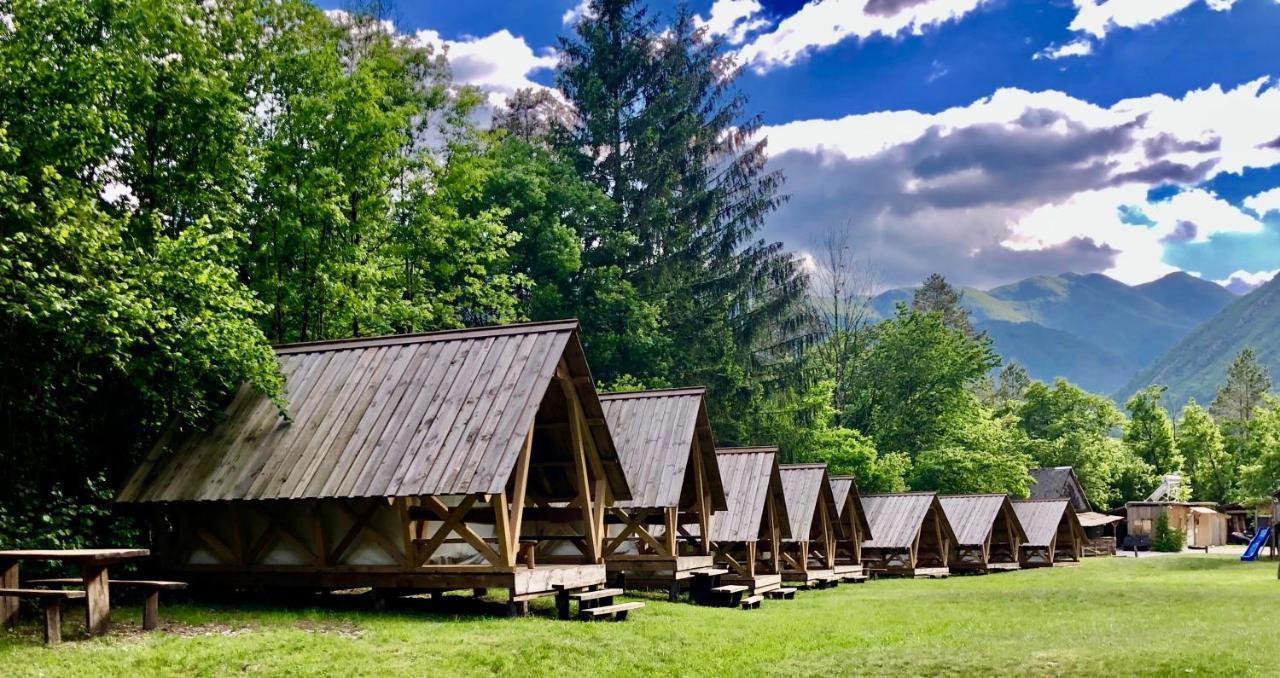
[777,464,842,588]
[708,448,791,595]
[938,494,1026,573]
[829,476,872,581]
[116,320,633,614]
[1012,499,1085,567]
[861,493,957,578]
[596,388,727,598]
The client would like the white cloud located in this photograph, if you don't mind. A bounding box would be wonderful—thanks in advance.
[696,0,770,45]
[1034,38,1094,60]
[736,0,991,73]
[1243,186,1280,215]
[1068,0,1238,40]
[761,78,1280,286]
[562,0,591,26]
[412,29,558,107]
[1216,268,1279,293]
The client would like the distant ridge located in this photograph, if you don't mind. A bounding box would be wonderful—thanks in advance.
[867,271,1237,395]
[1119,273,1280,408]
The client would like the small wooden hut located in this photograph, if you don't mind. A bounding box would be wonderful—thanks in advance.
[1013,499,1085,567]
[777,464,842,588]
[1124,502,1229,550]
[829,476,872,580]
[117,320,633,614]
[596,388,727,598]
[938,494,1026,573]
[861,493,956,578]
[709,448,791,594]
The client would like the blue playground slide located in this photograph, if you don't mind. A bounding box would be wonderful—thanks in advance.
[1242,526,1271,561]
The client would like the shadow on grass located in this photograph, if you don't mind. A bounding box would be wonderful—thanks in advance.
[1151,555,1258,572]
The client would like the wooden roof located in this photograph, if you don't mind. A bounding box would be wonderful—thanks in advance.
[861,492,956,549]
[779,464,840,543]
[598,388,727,511]
[830,476,873,539]
[118,320,630,503]
[1029,467,1091,512]
[710,447,791,543]
[1012,499,1080,547]
[938,494,1027,546]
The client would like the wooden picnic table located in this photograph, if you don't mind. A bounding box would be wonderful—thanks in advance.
[0,549,149,635]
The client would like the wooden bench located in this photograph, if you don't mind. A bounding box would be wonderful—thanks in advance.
[28,579,187,631]
[577,601,644,621]
[765,587,797,600]
[739,594,763,610]
[0,588,86,644]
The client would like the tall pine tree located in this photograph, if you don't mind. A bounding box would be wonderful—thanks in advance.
[557,0,810,440]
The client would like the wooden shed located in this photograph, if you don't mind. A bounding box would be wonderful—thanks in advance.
[777,464,842,588]
[861,493,956,578]
[116,320,633,614]
[708,448,791,594]
[1124,502,1229,549]
[829,476,872,580]
[938,494,1026,573]
[1013,499,1085,567]
[596,388,727,598]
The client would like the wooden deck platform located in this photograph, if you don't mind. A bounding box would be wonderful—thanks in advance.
[174,564,607,600]
[604,555,716,577]
[781,569,839,588]
[869,566,950,579]
[719,573,782,595]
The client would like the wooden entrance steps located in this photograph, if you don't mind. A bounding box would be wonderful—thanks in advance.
[569,587,624,602]
[578,601,644,621]
[764,587,797,600]
[739,594,763,610]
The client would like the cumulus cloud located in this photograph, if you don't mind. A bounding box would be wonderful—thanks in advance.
[410,29,557,107]
[1243,186,1280,215]
[736,0,991,73]
[1034,38,1094,60]
[1217,268,1279,293]
[1068,0,1238,40]
[761,78,1280,287]
[562,0,591,26]
[696,0,770,45]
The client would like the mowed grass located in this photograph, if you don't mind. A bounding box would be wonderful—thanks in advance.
[3,554,1278,676]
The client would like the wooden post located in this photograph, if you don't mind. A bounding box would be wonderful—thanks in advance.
[692,441,711,555]
[143,591,160,631]
[510,425,533,558]
[44,598,62,645]
[82,564,111,636]
[664,507,678,557]
[494,491,514,567]
[0,559,16,630]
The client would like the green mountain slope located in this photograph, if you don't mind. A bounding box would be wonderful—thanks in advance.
[978,320,1132,394]
[1119,275,1280,408]
[866,272,1238,395]
[1135,271,1239,323]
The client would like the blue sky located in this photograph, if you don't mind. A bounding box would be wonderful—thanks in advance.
[317,0,1280,291]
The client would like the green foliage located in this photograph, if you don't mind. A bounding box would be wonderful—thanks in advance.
[1123,386,1183,474]
[1176,400,1233,503]
[1151,511,1185,552]
[1017,380,1156,509]
[911,273,974,336]
[1236,396,1280,503]
[910,400,1033,496]
[843,304,1000,458]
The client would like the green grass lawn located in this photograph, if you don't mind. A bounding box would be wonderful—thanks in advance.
[3,554,1278,676]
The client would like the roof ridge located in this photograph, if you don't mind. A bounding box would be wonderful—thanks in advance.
[779,463,827,470]
[863,491,936,497]
[716,446,779,454]
[274,319,579,355]
[940,493,1007,498]
[598,386,707,400]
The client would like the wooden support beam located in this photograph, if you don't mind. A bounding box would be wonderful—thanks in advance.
[509,425,533,557]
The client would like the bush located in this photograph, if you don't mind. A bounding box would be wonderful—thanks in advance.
[1152,511,1185,552]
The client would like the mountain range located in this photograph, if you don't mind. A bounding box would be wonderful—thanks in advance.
[1120,273,1280,408]
[868,271,1241,396]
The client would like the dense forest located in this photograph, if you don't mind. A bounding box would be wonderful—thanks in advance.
[2,0,1279,549]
